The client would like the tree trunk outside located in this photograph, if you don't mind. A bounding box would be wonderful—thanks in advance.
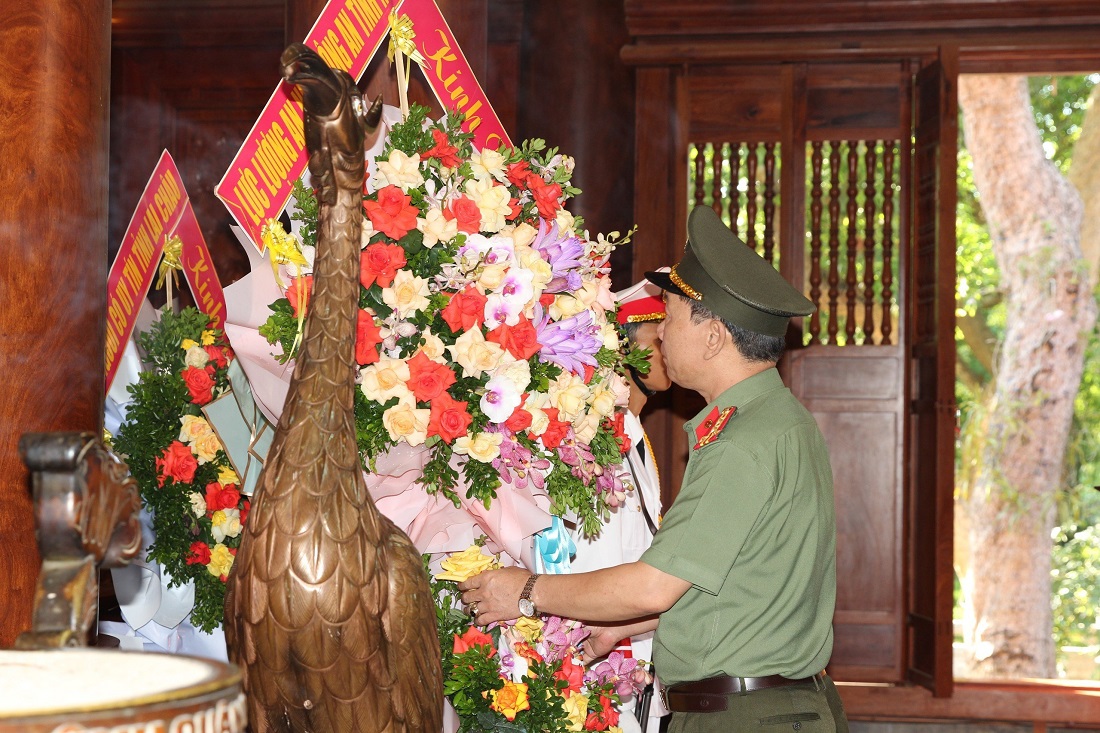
[1068,84,1100,282]
[956,74,1096,678]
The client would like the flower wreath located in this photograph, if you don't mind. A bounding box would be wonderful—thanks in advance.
[258,104,648,535]
[113,307,248,633]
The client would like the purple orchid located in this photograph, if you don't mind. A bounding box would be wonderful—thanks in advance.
[493,433,550,491]
[530,219,585,293]
[534,307,602,375]
[591,651,642,698]
[539,616,590,663]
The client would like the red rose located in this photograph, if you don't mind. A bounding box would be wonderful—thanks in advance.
[445,195,482,234]
[536,407,571,450]
[356,309,383,365]
[527,174,563,219]
[538,291,556,308]
[286,275,313,318]
[423,128,462,168]
[181,365,216,405]
[186,541,212,566]
[453,625,495,655]
[364,185,419,240]
[584,696,619,731]
[360,242,407,289]
[406,351,456,402]
[504,402,532,433]
[486,318,541,361]
[155,441,198,486]
[582,364,596,384]
[440,285,487,333]
[553,655,585,696]
[606,412,631,454]
[240,499,251,527]
[427,392,474,444]
[506,196,522,221]
[506,161,531,188]
[204,344,230,369]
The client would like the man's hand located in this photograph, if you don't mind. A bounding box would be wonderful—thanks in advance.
[580,625,624,662]
[458,566,530,625]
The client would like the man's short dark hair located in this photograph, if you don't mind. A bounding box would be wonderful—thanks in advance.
[687,298,785,363]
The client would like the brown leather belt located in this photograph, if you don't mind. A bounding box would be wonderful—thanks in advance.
[663,672,824,713]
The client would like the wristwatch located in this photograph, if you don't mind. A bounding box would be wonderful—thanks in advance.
[518,573,540,617]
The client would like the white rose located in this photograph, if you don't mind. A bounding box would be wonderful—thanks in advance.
[189,492,207,518]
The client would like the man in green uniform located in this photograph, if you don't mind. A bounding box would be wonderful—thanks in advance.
[459,205,849,731]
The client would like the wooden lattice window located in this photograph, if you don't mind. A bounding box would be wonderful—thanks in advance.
[688,140,901,347]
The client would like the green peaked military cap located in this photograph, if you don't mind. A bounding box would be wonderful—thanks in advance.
[647,205,815,337]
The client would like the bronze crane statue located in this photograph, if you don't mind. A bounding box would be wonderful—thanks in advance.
[225,43,443,733]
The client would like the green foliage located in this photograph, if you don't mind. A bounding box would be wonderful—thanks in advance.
[1029,74,1100,174]
[257,298,300,363]
[289,178,318,248]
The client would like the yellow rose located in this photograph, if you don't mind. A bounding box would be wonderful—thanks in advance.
[192,431,224,465]
[454,432,503,463]
[200,330,216,346]
[383,396,430,446]
[549,373,589,421]
[375,150,425,191]
[514,615,543,643]
[185,344,210,368]
[434,544,499,582]
[448,329,504,379]
[179,415,212,444]
[207,543,234,578]
[181,338,198,350]
[382,269,431,318]
[418,328,449,363]
[489,680,530,722]
[562,693,589,731]
[217,464,239,486]
[360,357,412,403]
[417,208,458,249]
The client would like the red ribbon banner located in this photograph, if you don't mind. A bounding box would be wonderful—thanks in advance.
[215,0,398,253]
[106,151,226,393]
[404,0,512,152]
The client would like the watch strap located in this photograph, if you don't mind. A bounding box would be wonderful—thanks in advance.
[520,573,540,613]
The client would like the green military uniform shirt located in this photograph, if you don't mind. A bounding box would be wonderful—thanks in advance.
[641,368,837,685]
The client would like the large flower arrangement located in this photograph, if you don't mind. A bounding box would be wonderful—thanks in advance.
[113,307,249,632]
[259,104,645,535]
[430,545,650,733]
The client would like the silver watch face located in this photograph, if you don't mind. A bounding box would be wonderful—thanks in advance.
[518,597,535,617]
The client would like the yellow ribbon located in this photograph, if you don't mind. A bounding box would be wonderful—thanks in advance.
[387,9,426,118]
[156,235,184,311]
[261,219,310,356]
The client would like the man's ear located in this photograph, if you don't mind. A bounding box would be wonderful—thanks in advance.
[703,319,727,359]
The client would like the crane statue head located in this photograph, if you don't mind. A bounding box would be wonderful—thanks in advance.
[280,42,383,206]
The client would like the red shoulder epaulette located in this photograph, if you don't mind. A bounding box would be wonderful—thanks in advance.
[693,406,737,450]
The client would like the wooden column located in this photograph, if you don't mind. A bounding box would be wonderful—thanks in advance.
[0,0,112,646]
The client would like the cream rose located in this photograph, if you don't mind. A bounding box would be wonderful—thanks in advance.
[525,405,550,437]
[360,356,412,403]
[555,208,575,232]
[494,354,532,393]
[454,431,503,463]
[549,372,590,421]
[470,148,507,183]
[511,222,538,248]
[515,244,553,294]
[417,208,458,249]
[382,269,431,318]
[550,293,587,320]
[383,396,430,446]
[464,178,511,233]
[185,344,210,369]
[448,328,504,379]
[588,384,618,418]
[179,415,212,444]
[374,150,424,192]
[600,322,621,351]
[192,431,223,465]
[476,262,509,292]
[188,492,207,518]
[418,328,449,364]
[572,411,601,444]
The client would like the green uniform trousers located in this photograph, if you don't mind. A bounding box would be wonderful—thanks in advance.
[667,675,849,733]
